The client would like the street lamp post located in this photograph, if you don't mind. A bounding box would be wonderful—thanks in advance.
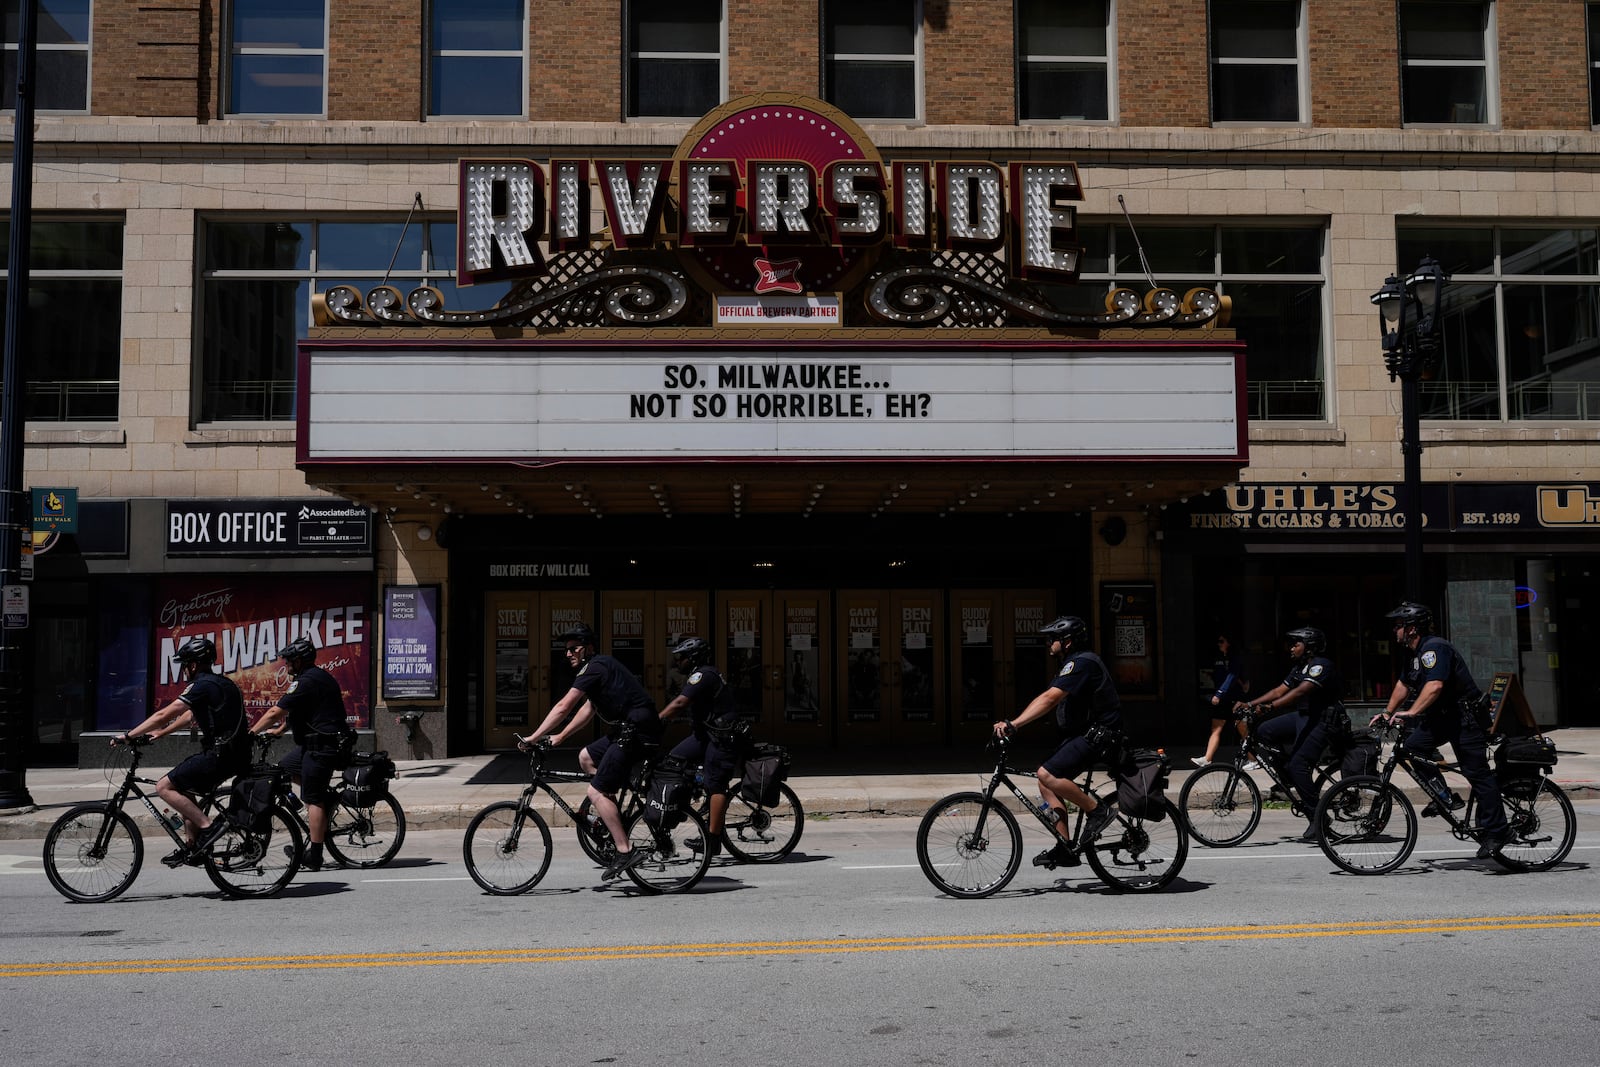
[1372,256,1449,602]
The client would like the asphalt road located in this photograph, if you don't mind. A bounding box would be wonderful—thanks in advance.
[3,807,1599,1066]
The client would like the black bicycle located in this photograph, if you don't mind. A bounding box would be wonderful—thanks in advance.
[1313,718,1577,875]
[243,736,406,869]
[1178,713,1346,847]
[915,734,1188,895]
[462,741,712,895]
[43,736,302,902]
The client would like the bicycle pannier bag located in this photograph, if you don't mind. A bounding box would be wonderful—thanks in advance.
[226,766,290,833]
[340,751,397,806]
[739,743,791,807]
[1339,730,1380,778]
[1494,735,1557,780]
[642,755,692,829]
[1113,748,1169,821]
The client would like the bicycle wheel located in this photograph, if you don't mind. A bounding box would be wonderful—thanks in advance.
[574,797,619,867]
[1492,777,1576,873]
[463,801,553,895]
[204,807,303,898]
[43,803,145,903]
[1177,764,1261,848]
[720,783,805,863]
[1085,798,1189,892]
[1314,776,1416,875]
[915,791,1022,899]
[623,808,712,894]
[324,794,406,869]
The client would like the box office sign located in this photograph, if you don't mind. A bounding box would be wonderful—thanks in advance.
[167,499,372,557]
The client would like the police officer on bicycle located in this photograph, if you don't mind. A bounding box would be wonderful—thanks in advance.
[1241,626,1343,841]
[517,623,664,881]
[115,636,248,866]
[1379,601,1510,858]
[250,636,354,872]
[992,615,1119,870]
[657,636,742,861]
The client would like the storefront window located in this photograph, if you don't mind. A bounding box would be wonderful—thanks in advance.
[1398,224,1600,421]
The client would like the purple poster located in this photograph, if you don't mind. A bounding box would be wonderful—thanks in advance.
[383,585,440,700]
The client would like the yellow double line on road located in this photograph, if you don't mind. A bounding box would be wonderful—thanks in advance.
[5,913,1599,979]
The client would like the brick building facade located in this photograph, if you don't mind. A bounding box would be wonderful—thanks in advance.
[6,1,1600,766]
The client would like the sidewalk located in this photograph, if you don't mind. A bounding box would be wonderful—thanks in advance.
[3,729,1597,839]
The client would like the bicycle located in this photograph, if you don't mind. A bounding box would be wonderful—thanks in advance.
[1178,710,1348,847]
[43,736,302,902]
[915,734,1188,895]
[237,736,407,869]
[1313,718,1577,875]
[678,736,806,863]
[462,740,712,895]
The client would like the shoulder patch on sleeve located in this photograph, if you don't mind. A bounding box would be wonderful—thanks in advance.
[1059,661,1075,676]
[688,671,703,685]
[1308,664,1324,678]
[1420,650,1438,669]
[285,680,300,695]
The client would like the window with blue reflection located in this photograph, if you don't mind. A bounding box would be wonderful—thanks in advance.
[431,0,525,117]
[228,0,326,116]
[4,0,91,111]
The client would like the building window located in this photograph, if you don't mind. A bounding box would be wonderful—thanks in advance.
[429,0,525,118]
[0,216,123,421]
[1017,0,1111,122]
[197,218,509,423]
[823,0,920,121]
[626,0,723,119]
[1398,224,1600,421]
[1209,0,1304,124]
[227,0,326,116]
[1068,221,1327,421]
[1589,3,1600,126]
[3,0,91,112]
[1399,1,1495,125]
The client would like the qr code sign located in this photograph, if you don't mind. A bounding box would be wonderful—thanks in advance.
[1114,622,1146,658]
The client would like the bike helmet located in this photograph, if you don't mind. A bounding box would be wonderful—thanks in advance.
[174,635,217,666]
[1039,615,1088,644]
[277,636,317,664]
[562,623,596,648]
[1286,626,1326,654]
[1385,601,1434,632]
[670,636,711,667]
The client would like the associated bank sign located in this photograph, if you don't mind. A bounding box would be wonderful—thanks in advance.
[167,499,373,557]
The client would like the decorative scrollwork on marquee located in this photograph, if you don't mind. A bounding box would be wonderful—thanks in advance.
[862,263,1226,329]
[320,261,692,328]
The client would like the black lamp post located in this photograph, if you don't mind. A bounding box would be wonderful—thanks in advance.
[1372,255,1449,602]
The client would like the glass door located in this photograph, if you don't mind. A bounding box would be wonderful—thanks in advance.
[482,590,593,750]
[837,590,944,745]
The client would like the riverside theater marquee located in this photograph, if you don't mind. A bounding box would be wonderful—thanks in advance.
[306,93,1241,469]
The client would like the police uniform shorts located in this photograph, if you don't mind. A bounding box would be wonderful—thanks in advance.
[279,745,341,806]
[1042,734,1100,781]
[668,732,739,794]
[166,749,247,797]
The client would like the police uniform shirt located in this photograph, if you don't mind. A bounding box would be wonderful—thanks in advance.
[179,671,247,756]
[1404,635,1482,706]
[277,663,349,743]
[570,654,658,725]
[1048,651,1122,735]
[1281,655,1341,715]
[679,664,737,728]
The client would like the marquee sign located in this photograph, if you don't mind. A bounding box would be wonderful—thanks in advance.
[318,94,1226,333]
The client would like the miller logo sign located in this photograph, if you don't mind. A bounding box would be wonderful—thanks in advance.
[457,93,1084,296]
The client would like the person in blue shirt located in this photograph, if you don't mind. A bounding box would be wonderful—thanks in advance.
[992,615,1120,870]
[518,623,663,880]
[1195,631,1249,767]
[1243,626,1343,841]
[657,636,742,860]
[1378,601,1509,858]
